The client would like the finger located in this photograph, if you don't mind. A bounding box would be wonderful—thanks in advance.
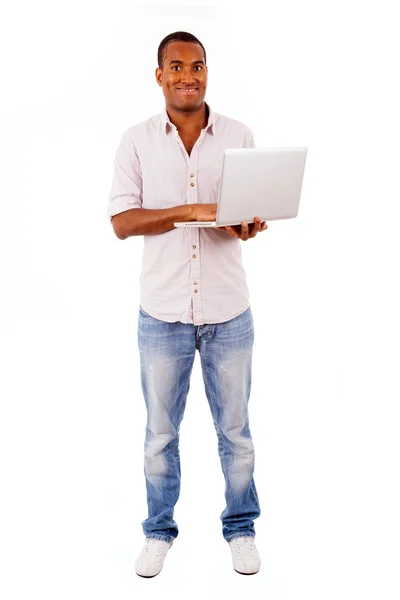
[250,217,261,238]
[241,221,249,241]
[224,226,238,237]
[216,226,233,235]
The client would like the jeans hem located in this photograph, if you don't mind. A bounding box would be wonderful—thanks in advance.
[145,534,175,544]
[225,532,255,543]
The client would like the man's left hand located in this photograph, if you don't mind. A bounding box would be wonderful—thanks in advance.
[216,216,268,241]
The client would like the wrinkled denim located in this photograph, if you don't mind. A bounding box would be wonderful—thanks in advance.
[137,305,261,543]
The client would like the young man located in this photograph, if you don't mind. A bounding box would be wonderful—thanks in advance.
[107,31,267,577]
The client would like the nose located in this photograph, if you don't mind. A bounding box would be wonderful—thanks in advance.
[180,67,196,85]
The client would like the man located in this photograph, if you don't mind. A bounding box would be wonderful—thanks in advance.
[107,31,268,577]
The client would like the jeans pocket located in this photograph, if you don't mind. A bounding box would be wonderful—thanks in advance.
[139,305,151,319]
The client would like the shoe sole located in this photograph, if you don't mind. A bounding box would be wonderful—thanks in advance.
[234,568,260,575]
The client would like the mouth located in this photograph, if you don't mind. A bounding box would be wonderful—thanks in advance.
[176,88,198,95]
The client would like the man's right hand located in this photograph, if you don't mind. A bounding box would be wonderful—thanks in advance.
[189,203,218,222]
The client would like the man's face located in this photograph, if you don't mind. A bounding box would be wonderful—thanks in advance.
[155,41,208,113]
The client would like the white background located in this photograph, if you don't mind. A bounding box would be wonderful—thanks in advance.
[1,0,399,598]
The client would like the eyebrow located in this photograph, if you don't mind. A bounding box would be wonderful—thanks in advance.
[168,60,205,65]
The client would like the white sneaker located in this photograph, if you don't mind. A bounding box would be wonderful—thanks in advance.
[229,536,261,574]
[135,538,173,578]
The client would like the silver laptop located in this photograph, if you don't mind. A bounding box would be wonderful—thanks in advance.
[174,147,307,228]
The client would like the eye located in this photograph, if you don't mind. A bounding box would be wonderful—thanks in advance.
[171,65,203,71]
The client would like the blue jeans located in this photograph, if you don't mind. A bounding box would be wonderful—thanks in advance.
[137,305,261,543]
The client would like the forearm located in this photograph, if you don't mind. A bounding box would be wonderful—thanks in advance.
[112,204,195,239]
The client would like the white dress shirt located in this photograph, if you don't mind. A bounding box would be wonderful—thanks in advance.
[107,102,255,325]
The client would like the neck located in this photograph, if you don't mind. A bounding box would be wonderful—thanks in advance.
[166,102,209,133]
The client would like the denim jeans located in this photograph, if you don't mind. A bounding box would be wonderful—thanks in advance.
[137,304,261,544]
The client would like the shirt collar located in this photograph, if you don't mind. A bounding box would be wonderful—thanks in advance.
[162,102,215,135]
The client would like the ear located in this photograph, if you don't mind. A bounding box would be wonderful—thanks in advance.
[155,67,162,87]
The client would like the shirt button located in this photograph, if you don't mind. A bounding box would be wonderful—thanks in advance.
[192,245,196,249]
[190,173,195,177]
[192,254,196,259]
[194,289,198,293]
[190,182,195,187]
[193,281,197,285]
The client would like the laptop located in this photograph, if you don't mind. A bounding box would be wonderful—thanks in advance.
[174,147,308,228]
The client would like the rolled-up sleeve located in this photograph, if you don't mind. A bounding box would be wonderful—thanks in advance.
[243,128,255,148]
[107,130,143,222]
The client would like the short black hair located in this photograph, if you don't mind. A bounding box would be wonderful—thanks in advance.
[157,31,207,69]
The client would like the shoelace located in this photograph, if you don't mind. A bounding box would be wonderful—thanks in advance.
[234,537,254,556]
[143,539,167,559]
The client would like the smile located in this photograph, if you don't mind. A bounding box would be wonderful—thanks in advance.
[176,88,198,94]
